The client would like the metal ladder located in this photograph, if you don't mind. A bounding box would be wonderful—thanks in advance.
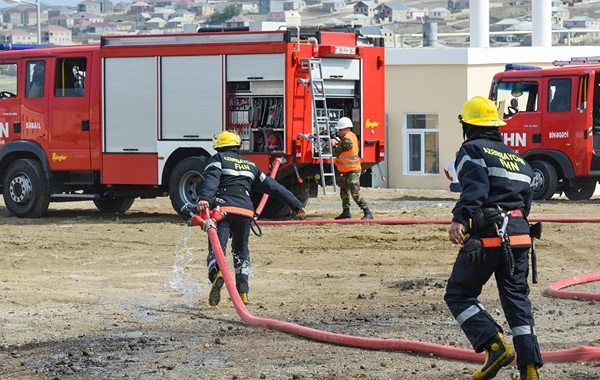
[301,58,337,195]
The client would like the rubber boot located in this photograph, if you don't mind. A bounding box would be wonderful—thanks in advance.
[361,207,374,220]
[472,332,515,380]
[208,270,224,306]
[519,364,540,380]
[334,208,351,220]
[240,293,249,305]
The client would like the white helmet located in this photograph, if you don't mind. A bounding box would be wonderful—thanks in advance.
[335,117,353,130]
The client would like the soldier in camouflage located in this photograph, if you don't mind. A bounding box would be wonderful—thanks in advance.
[331,117,374,220]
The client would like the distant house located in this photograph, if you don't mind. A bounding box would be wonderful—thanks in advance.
[375,3,409,24]
[284,0,305,11]
[146,17,167,28]
[166,16,189,29]
[174,9,195,23]
[23,8,39,27]
[1,29,36,44]
[96,0,114,13]
[89,22,117,34]
[74,13,104,23]
[354,1,377,18]
[78,0,102,15]
[130,2,153,14]
[408,7,426,20]
[428,7,451,19]
[155,0,175,7]
[152,8,176,20]
[491,18,520,32]
[564,15,600,29]
[49,14,75,28]
[191,3,214,17]
[3,8,23,26]
[552,7,570,24]
[175,0,194,10]
[340,13,372,25]
[323,0,346,13]
[448,0,469,12]
[260,0,285,15]
[225,15,253,28]
[267,11,301,26]
[47,7,73,19]
[43,25,72,44]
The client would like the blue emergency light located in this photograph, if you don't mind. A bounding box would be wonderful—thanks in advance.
[505,64,542,71]
[0,44,51,51]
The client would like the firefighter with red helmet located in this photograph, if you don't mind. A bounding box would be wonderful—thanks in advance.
[331,117,374,220]
[197,131,306,306]
[445,96,542,380]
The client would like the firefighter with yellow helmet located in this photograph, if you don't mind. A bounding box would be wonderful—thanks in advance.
[197,130,307,306]
[445,96,542,380]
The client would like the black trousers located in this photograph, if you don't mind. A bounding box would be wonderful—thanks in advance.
[206,213,251,294]
[444,244,543,369]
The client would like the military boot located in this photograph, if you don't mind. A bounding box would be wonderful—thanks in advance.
[472,332,515,380]
[361,207,374,220]
[335,208,351,220]
[519,364,540,380]
[208,270,224,306]
[240,293,249,305]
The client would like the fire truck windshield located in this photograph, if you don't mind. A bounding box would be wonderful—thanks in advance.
[494,81,539,118]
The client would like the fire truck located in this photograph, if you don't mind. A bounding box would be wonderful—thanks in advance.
[0,27,385,218]
[490,58,600,201]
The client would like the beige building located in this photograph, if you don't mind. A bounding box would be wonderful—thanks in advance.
[379,46,600,190]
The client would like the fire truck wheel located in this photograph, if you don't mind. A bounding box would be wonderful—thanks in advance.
[93,197,135,213]
[252,181,310,220]
[2,158,50,218]
[530,160,558,201]
[563,181,597,201]
[169,156,207,219]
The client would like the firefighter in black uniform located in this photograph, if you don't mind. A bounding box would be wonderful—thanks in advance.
[197,131,307,306]
[445,96,543,380]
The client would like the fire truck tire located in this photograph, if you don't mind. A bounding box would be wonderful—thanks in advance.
[563,181,597,201]
[253,181,310,219]
[169,156,207,219]
[2,158,50,218]
[530,160,558,200]
[93,197,135,213]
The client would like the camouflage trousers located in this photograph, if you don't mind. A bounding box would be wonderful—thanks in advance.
[337,170,368,210]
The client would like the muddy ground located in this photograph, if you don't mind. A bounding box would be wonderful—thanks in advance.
[1,188,599,380]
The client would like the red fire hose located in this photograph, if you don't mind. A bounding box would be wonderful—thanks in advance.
[198,212,600,363]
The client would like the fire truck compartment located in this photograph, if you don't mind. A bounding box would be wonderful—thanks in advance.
[226,54,285,81]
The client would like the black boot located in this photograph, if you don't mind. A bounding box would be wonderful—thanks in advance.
[335,208,351,220]
[361,207,374,220]
[472,332,515,380]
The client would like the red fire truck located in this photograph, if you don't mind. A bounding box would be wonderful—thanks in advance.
[0,27,385,218]
[490,59,600,201]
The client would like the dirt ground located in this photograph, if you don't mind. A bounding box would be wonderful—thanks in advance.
[1,188,599,380]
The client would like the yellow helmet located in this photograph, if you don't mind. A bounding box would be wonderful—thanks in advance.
[213,130,241,149]
[459,96,507,127]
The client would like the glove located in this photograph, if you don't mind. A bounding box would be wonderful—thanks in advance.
[462,237,486,265]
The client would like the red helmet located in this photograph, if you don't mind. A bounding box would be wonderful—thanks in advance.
[267,133,282,152]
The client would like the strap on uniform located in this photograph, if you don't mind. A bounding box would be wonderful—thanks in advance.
[217,185,247,195]
[220,206,254,218]
[480,234,531,247]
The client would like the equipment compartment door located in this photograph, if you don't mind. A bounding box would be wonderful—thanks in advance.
[226,54,284,81]
[48,54,92,170]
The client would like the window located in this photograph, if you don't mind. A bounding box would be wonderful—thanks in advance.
[493,81,539,119]
[548,78,571,112]
[55,57,87,97]
[0,63,18,98]
[404,114,439,174]
[26,60,45,98]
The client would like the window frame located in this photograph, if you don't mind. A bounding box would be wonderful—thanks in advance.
[403,113,440,175]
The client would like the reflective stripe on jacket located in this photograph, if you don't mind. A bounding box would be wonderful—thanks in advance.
[335,131,361,173]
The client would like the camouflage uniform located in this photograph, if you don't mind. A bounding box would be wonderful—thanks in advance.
[333,138,369,210]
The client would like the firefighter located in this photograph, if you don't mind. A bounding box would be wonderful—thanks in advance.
[197,130,307,306]
[445,96,543,380]
[331,117,374,220]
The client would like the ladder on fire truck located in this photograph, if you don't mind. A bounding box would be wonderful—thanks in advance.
[301,58,337,195]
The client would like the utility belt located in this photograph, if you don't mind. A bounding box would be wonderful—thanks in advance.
[217,185,248,195]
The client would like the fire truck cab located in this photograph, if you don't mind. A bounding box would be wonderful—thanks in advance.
[0,28,385,218]
[490,59,600,201]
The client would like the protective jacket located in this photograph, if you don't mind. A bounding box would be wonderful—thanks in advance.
[452,130,534,239]
[197,149,303,217]
[335,131,361,173]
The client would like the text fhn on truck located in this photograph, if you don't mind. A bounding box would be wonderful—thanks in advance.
[0,28,385,218]
[490,58,600,201]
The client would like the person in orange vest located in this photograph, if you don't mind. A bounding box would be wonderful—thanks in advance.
[330,117,373,220]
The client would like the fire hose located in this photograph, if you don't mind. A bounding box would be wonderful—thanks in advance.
[187,208,600,364]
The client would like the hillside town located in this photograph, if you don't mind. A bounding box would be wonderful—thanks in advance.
[1,0,600,47]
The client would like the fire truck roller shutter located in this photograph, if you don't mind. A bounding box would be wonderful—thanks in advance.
[169,156,207,219]
[2,158,50,218]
